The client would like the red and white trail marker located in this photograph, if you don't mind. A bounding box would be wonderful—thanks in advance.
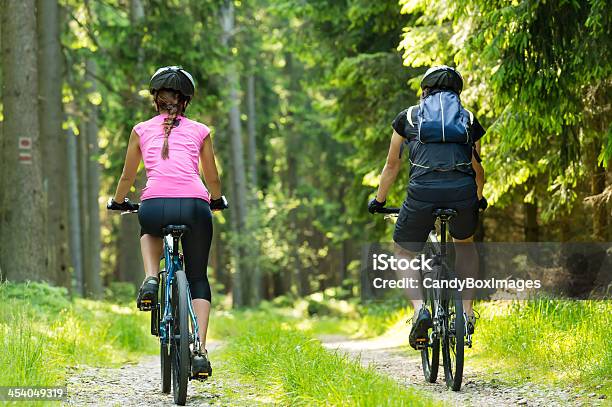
[18,137,33,164]
[19,137,32,149]
[19,152,32,163]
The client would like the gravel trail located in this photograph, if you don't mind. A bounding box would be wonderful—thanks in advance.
[64,343,266,406]
[63,332,607,406]
[320,331,608,407]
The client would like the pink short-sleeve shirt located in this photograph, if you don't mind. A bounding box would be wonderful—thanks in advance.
[134,114,211,202]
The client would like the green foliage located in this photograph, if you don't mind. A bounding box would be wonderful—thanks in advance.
[472,299,612,397]
[398,0,612,219]
[214,312,437,406]
[0,282,156,387]
[104,281,137,305]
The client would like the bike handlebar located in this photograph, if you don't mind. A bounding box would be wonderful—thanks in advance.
[372,207,400,214]
[107,198,139,213]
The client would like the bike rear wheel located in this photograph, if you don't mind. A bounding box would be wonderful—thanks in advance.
[441,288,464,391]
[421,236,441,383]
[159,271,171,394]
[170,269,190,405]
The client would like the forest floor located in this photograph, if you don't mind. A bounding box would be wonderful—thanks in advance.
[319,329,607,407]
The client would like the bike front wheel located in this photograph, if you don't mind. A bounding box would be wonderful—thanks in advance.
[421,286,440,383]
[441,288,464,391]
[170,269,190,405]
[159,271,171,394]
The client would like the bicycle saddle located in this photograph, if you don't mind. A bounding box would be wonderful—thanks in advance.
[432,208,458,219]
[162,224,190,236]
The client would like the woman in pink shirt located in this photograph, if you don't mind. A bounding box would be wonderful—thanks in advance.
[109,66,226,375]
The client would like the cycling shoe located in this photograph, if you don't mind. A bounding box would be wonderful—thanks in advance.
[136,276,159,311]
[409,307,433,350]
[191,350,212,380]
[464,311,479,335]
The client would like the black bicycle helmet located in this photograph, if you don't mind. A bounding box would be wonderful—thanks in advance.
[149,66,195,98]
[420,65,463,95]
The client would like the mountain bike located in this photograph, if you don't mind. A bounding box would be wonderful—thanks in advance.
[109,202,209,406]
[374,206,467,391]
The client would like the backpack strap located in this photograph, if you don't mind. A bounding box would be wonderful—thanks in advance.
[464,109,482,162]
[465,108,474,126]
[415,103,425,144]
[473,147,482,163]
[406,106,415,127]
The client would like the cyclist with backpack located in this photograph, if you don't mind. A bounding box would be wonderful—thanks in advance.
[108,66,227,371]
[368,66,487,350]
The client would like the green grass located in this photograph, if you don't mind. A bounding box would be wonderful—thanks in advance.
[211,311,438,407]
[301,296,612,398]
[469,299,612,397]
[0,281,157,387]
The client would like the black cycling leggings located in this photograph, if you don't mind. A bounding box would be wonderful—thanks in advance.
[138,198,213,302]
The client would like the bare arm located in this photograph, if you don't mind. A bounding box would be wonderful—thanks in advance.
[113,129,142,202]
[200,136,222,200]
[375,131,405,202]
[472,140,485,199]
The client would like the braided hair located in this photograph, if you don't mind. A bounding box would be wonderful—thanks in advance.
[153,89,188,159]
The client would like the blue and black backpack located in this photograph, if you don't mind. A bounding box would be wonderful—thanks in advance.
[409,90,473,144]
[403,90,477,180]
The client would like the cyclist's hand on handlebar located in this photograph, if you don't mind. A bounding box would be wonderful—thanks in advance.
[478,196,488,212]
[368,197,386,214]
[107,197,139,212]
[210,195,228,211]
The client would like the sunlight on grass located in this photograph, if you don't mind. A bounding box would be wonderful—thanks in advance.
[213,311,438,406]
[0,281,157,387]
[468,299,612,397]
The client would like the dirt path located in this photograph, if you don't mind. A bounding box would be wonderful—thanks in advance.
[63,333,606,406]
[64,343,263,406]
[320,329,607,407]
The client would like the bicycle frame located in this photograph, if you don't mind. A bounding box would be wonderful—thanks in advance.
[159,233,202,354]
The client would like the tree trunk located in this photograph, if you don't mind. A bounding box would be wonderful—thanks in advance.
[0,0,47,281]
[0,116,2,280]
[117,173,144,287]
[116,0,146,289]
[246,74,258,188]
[129,0,145,66]
[246,72,262,305]
[67,128,84,295]
[523,200,539,242]
[284,53,306,296]
[221,0,249,307]
[83,59,102,297]
[78,125,90,289]
[38,0,70,287]
[591,151,607,241]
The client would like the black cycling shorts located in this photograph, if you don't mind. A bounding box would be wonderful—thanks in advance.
[393,195,478,252]
[138,198,213,302]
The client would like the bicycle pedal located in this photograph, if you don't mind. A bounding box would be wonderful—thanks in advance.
[139,299,154,311]
[191,353,212,378]
[191,372,210,381]
[415,338,428,349]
